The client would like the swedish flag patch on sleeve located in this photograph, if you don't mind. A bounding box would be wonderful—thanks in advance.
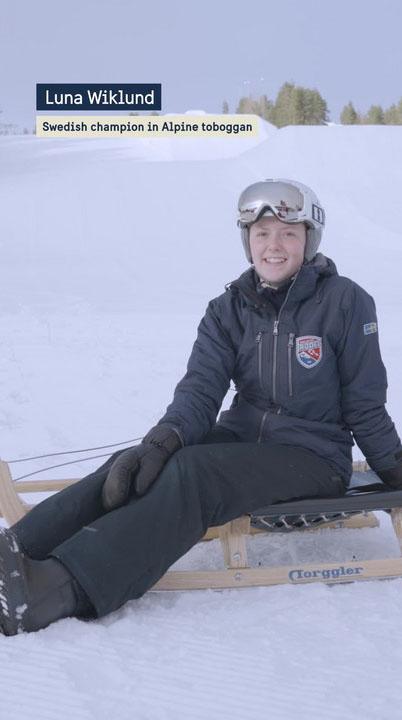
[363,322,377,335]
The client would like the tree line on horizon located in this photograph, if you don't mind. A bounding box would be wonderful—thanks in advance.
[339,99,402,124]
[223,82,402,126]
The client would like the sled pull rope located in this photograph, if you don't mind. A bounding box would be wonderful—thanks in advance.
[5,437,144,464]
[10,453,122,482]
[3,437,145,482]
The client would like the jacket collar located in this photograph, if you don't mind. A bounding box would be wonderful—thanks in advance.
[226,254,338,310]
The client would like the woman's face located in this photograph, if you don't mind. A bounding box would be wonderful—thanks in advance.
[249,216,306,287]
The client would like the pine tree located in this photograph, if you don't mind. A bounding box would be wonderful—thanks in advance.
[222,100,229,114]
[340,101,359,124]
[308,90,329,124]
[397,98,402,122]
[258,94,274,123]
[273,82,296,127]
[390,98,402,124]
[292,87,305,124]
[384,104,400,124]
[363,105,385,124]
[272,83,328,127]
[236,96,258,114]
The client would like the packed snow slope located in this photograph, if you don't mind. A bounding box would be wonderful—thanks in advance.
[0,119,401,719]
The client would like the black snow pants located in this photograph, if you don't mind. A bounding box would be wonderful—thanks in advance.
[11,426,346,619]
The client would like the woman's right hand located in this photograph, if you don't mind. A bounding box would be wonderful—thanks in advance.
[101,424,183,510]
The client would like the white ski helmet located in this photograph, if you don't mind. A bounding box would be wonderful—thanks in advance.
[237,178,325,263]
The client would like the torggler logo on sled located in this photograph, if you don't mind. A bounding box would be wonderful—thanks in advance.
[288,565,365,582]
[296,335,322,368]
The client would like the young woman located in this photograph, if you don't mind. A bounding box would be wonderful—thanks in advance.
[1,178,401,636]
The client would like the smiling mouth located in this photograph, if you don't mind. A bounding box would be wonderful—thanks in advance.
[264,258,287,264]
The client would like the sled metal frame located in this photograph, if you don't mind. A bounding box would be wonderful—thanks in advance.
[1,458,402,590]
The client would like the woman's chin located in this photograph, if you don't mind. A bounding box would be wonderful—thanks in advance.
[258,268,290,284]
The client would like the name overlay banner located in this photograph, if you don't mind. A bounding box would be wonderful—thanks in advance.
[36,84,161,111]
[36,115,258,138]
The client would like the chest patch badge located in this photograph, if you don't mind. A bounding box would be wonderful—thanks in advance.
[296,335,322,368]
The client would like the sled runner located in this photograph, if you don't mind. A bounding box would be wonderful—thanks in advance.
[1,458,402,590]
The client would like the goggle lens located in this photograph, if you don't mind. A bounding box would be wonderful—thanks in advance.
[238,182,305,226]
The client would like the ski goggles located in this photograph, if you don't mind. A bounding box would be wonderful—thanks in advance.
[237,181,306,227]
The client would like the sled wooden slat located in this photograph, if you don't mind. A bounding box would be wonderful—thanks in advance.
[218,515,250,568]
[390,507,402,551]
[151,557,402,590]
[13,479,77,493]
[0,461,29,524]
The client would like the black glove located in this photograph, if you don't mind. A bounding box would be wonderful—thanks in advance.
[377,449,402,490]
[101,424,183,510]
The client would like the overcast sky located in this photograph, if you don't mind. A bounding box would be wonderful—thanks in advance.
[1,0,402,129]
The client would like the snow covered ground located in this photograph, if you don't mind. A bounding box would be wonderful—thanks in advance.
[0,118,401,719]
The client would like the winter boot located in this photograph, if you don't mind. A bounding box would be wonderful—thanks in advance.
[0,528,93,636]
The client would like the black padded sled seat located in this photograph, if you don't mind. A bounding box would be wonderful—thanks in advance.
[250,470,402,532]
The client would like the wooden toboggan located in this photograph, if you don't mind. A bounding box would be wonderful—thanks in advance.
[1,458,402,590]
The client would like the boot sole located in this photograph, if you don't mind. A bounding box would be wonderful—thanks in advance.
[0,529,29,636]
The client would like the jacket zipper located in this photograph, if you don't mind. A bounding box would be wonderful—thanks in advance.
[256,272,299,440]
[271,279,296,403]
[256,331,263,387]
[287,333,295,397]
[256,333,270,442]
[272,320,279,403]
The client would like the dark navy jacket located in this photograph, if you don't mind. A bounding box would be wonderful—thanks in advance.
[158,253,401,485]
